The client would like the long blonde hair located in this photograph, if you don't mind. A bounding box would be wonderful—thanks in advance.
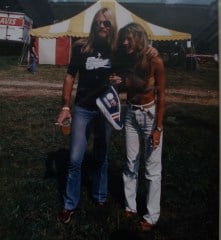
[117,22,150,72]
[83,8,118,53]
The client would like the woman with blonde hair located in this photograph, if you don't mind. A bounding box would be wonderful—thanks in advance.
[110,22,166,231]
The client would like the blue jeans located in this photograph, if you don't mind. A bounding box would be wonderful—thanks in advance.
[28,54,37,73]
[123,104,163,224]
[63,106,112,210]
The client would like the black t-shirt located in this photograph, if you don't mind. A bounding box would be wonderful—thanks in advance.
[67,44,112,110]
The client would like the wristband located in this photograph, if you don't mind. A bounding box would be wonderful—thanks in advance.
[62,106,70,111]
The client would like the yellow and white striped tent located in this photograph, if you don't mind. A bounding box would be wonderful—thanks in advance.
[31,0,191,41]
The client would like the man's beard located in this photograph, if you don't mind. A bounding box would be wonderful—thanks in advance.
[93,35,109,49]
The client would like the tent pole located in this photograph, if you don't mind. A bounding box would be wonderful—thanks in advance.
[18,34,30,66]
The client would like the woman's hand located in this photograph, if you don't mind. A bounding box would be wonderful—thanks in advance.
[151,129,161,149]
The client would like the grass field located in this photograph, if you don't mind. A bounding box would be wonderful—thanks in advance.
[0,56,219,240]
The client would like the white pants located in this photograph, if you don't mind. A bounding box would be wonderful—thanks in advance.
[123,104,163,224]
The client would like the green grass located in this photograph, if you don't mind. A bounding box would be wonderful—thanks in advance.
[0,57,219,240]
[166,66,219,91]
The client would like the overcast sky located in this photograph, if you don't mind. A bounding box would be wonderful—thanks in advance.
[48,0,216,5]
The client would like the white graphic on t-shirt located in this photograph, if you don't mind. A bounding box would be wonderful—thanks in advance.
[86,56,111,70]
[97,52,102,58]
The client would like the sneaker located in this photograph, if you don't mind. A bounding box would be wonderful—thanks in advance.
[58,208,74,224]
[96,85,123,130]
[139,218,155,231]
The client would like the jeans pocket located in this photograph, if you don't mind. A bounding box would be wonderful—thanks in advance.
[145,105,156,120]
[147,110,154,120]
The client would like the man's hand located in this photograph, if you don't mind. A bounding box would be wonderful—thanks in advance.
[56,108,72,126]
[146,46,158,60]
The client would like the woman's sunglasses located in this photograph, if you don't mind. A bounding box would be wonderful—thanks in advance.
[95,20,111,28]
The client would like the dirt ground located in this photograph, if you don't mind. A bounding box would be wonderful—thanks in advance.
[0,79,219,106]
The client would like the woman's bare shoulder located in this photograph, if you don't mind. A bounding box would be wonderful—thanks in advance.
[151,55,163,64]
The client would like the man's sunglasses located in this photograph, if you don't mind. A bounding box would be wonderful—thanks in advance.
[95,20,111,28]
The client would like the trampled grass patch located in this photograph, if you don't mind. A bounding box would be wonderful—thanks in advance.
[166,66,219,91]
[0,56,67,82]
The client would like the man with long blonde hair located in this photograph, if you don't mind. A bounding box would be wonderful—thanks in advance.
[56,7,118,224]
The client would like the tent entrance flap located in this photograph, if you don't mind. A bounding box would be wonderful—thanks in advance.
[36,37,71,65]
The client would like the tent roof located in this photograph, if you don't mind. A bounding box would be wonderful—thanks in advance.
[30,0,191,41]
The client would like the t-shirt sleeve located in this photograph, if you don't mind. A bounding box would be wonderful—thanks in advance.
[67,44,82,76]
